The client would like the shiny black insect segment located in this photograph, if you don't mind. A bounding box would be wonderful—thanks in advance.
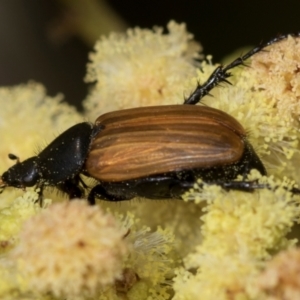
[1,33,300,204]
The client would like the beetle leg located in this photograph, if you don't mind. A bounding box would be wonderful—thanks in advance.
[215,180,265,192]
[169,181,195,198]
[184,33,300,105]
[88,184,133,205]
[57,176,84,200]
[184,66,231,105]
[34,182,45,206]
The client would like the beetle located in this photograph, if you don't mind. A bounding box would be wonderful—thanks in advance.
[1,33,299,205]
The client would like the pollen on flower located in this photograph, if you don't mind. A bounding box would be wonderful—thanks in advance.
[0,82,83,207]
[117,212,176,299]
[173,254,261,300]
[247,35,300,179]
[251,35,300,117]
[189,173,298,260]
[257,247,300,300]
[0,190,46,254]
[197,36,300,178]
[0,256,31,299]
[0,82,82,167]
[1,22,300,300]
[175,172,300,300]
[11,200,128,298]
[84,20,202,119]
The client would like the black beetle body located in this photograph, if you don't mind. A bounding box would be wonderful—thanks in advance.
[1,123,101,199]
[1,33,299,204]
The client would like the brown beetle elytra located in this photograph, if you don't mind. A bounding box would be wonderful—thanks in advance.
[86,105,248,182]
[1,33,300,204]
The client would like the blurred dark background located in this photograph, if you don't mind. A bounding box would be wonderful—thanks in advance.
[0,0,300,110]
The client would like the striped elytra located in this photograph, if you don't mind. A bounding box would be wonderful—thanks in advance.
[85,105,247,182]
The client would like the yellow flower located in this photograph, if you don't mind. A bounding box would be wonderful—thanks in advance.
[257,247,300,300]
[120,212,176,299]
[0,22,300,300]
[0,82,83,206]
[251,35,300,117]
[199,37,300,178]
[0,191,47,254]
[173,255,261,300]
[84,20,202,119]
[11,200,128,298]
[174,173,300,299]
[0,82,82,166]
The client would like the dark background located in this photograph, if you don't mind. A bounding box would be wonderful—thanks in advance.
[0,0,299,110]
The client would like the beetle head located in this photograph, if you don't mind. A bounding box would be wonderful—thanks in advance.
[0,156,40,191]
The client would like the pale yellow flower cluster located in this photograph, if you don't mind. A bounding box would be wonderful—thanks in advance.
[12,200,128,298]
[0,21,299,300]
[258,247,300,300]
[174,173,300,299]
[120,213,176,299]
[198,37,300,178]
[171,34,300,299]
[0,82,83,207]
[84,20,202,119]
[249,36,300,181]
[0,82,82,168]
[0,191,46,255]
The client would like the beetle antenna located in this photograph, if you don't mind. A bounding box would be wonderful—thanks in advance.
[8,153,20,164]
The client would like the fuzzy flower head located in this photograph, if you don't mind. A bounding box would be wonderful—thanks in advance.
[11,200,129,298]
[250,35,300,117]
[173,254,261,300]
[247,35,300,180]
[0,191,48,255]
[0,82,83,205]
[197,36,300,178]
[0,191,51,299]
[0,23,300,300]
[173,172,300,300]
[257,247,300,300]
[0,82,82,166]
[114,212,176,300]
[184,172,299,263]
[84,21,202,119]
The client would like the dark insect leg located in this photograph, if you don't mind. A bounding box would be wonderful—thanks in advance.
[87,177,196,204]
[88,184,133,205]
[184,33,300,105]
[34,176,85,205]
[88,177,300,204]
[57,176,84,199]
[212,180,266,192]
[35,182,45,206]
